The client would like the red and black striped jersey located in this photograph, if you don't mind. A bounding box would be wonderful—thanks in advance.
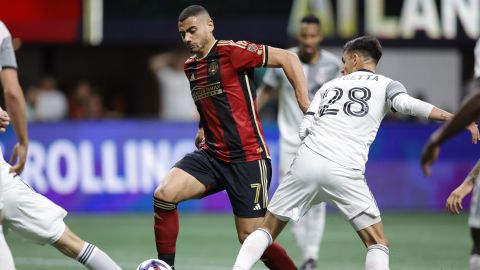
[184,40,270,163]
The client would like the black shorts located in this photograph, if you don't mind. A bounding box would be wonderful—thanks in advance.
[174,150,271,218]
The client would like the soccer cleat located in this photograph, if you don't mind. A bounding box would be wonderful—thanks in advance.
[299,259,317,270]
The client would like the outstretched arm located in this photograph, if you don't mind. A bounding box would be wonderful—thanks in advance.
[421,90,480,176]
[266,47,309,113]
[445,159,480,214]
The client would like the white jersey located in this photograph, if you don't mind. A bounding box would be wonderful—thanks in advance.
[475,38,480,79]
[262,48,341,153]
[304,70,433,172]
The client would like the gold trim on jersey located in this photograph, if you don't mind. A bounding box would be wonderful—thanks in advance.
[217,40,247,49]
[244,73,270,159]
[260,159,268,208]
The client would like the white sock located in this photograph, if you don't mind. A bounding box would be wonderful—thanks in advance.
[0,225,15,270]
[365,244,389,270]
[303,203,326,261]
[233,229,272,270]
[470,254,480,270]
[76,242,122,270]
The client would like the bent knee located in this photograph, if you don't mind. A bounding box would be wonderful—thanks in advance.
[154,184,180,203]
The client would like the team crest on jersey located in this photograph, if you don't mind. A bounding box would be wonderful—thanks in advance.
[208,62,218,76]
[247,44,258,53]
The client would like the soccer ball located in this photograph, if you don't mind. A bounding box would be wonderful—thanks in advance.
[136,259,172,270]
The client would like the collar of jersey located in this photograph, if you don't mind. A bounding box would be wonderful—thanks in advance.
[357,68,375,74]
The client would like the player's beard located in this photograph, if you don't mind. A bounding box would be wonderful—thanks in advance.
[299,45,319,63]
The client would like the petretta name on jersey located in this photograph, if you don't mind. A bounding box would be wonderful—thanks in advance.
[339,74,379,81]
[191,82,224,101]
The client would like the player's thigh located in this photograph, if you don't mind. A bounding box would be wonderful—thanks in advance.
[2,168,67,245]
[268,145,323,222]
[155,150,222,203]
[318,161,381,225]
[224,159,271,219]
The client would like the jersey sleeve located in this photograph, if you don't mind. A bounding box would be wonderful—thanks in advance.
[229,41,268,71]
[262,68,281,88]
[385,81,407,102]
[0,22,17,70]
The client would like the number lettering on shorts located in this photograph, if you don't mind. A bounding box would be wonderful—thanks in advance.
[250,183,261,204]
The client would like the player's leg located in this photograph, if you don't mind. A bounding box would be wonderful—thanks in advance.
[153,150,217,268]
[297,202,326,270]
[0,165,15,270]
[282,146,326,270]
[52,225,121,270]
[1,167,122,270]
[469,181,480,270]
[470,228,480,270]
[228,158,296,270]
[356,221,389,270]
[0,210,16,270]
[233,211,289,270]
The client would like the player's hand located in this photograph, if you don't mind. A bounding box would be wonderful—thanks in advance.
[299,114,314,140]
[446,180,473,214]
[0,108,10,132]
[421,140,440,177]
[9,142,28,174]
[195,128,205,149]
[466,122,479,144]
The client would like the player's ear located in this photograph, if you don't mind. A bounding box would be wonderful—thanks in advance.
[207,19,214,32]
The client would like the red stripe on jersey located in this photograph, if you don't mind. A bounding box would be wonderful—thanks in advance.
[195,59,231,161]
[218,55,261,161]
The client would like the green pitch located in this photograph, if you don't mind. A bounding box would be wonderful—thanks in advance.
[6,212,469,269]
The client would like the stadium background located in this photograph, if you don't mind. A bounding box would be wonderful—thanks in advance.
[1,0,479,269]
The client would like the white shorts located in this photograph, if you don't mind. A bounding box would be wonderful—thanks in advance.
[268,144,381,230]
[279,141,297,177]
[1,160,67,245]
[469,176,480,228]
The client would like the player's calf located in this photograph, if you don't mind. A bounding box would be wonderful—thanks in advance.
[53,226,122,270]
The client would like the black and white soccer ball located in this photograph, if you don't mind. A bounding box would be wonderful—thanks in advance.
[136,259,172,270]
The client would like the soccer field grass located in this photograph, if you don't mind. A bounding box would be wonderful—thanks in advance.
[6,212,470,270]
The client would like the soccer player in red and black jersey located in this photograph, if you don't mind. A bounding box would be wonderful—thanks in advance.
[152,5,310,270]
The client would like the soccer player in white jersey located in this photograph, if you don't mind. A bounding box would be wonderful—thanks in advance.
[257,15,341,270]
[0,21,122,270]
[232,36,479,270]
[421,38,480,270]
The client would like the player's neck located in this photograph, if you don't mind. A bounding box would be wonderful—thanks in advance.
[298,50,320,64]
[354,64,376,74]
[196,38,217,59]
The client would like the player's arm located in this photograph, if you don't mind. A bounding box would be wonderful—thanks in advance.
[298,89,324,140]
[266,47,309,113]
[446,159,480,214]
[194,127,205,149]
[0,35,29,174]
[387,81,479,143]
[427,90,480,146]
[421,90,480,176]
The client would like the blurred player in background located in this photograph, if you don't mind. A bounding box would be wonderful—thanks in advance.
[152,5,310,270]
[421,38,480,270]
[257,14,341,270]
[0,21,122,270]
[233,36,479,270]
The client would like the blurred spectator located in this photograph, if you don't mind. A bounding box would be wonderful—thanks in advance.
[33,75,68,121]
[149,47,197,121]
[69,80,105,119]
